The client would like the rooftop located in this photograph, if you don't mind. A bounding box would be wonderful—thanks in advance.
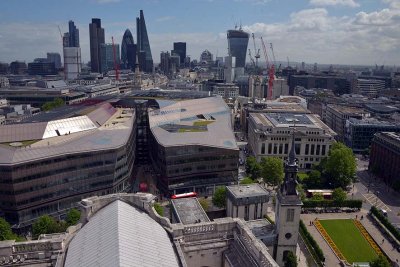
[327,104,367,115]
[65,200,179,267]
[171,197,210,225]
[226,184,269,199]
[148,97,238,149]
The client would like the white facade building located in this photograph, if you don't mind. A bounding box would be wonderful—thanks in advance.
[357,79,385,97]
[64,47,82,80]
[248,112,336,169]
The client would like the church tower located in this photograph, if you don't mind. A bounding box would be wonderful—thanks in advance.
[133,52,142,90]
[274,130,303,266]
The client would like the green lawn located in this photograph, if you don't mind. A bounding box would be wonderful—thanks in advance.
[319,219,378,263]
[193,120,214,126]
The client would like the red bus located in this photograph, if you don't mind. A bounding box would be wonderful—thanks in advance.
[171,192,197,199]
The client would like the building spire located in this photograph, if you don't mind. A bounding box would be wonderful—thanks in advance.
[288,127,296,165]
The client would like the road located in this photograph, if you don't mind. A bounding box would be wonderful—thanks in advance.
[354,156,400,225]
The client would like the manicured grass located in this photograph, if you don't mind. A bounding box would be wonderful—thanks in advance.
[319,219,378,263]
[177,128,206,133]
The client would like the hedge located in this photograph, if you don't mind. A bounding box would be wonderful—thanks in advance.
[370,206,400,241]
[303,199,362,209]
[299,220,325,266]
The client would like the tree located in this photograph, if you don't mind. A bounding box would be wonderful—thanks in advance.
[303,170,321,189]
[240,177,254,185]
[311,193,324,201]
[66,208,81,226]
[245,156,261,179]
[42,98,65,111]
[260,157,284,187]
[325,142,356,188]
[199,198,210,211]
[0,218,16,241]
[284,251,298,267]
[212,186,227,208]
[332,188,347,202]
[370,255,391,267]
[32,215,60,239]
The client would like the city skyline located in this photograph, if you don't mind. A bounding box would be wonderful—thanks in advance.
[0,0,399,65]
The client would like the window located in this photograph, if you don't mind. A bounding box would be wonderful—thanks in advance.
[261,143,265,154]
[286,209,295,222]
[268,143,272,154]
[284,143,289,154]
[245,205,249,221]
[254,203,258,219]
[322,145,326,155]
[311,144,315,155]
[305,144,309,155]
[316,145,320,155]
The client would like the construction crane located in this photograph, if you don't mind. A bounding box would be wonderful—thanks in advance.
[248,49,256,69]
[111,36,119,81]
[260,37,270,70]
[57,26,66,80]
[251,33,260,68]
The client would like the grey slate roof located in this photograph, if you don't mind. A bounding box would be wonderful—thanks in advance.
[65,200,180,267]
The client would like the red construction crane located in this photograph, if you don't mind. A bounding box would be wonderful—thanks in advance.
[111,36,119,80]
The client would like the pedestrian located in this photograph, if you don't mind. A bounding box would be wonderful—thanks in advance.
[382,239,385,244]
[356,215,358,219]
[361,215,364,220]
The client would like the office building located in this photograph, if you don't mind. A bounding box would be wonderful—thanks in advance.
[46,53,62,69]
[121,29,136,70]
[0,62,8,74]
[200,49,213,63]
[100,43,120,73]
[160,51,171,75]
[288,74,352,95]
[0,102,136,227]
[224,55,235,83]
[226,184,270,221]
[89,18,105,73]
[248,112,336,169]
[370,132,400,189]
[0,76,10,88]
[214,83,239,99]
[10,61,27,75]
[249,75,267,99]
[68,20,79,47]
[227,28,249,70]
[325,104,369,142]
[173,42,186,64]
[148,97,239,195]
[27,61,57,75]
[136,10,153,72]
[345,118,400,152]
[64,47,82,80]
[357,79,385,97]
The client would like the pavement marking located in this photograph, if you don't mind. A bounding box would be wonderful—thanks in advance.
[362,193,391,211]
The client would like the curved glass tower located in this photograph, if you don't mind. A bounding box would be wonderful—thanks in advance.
[121,29,136,70]
[227,28,249,68]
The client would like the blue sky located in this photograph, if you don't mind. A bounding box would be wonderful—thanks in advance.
[0,0,399,65]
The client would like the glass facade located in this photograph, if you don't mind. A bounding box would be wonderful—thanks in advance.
[227,29,249,69]
[121,29,136,70]
[0,117,136,227]
[149,133,238,196]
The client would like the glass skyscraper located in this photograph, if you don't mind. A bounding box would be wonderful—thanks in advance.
[89,18,105,73]
[100,43,120,73]
[121,29,136,70]
[173,42,186,64]
[136,10,153,73]
[227,28,249,68]
[68,20,80,47]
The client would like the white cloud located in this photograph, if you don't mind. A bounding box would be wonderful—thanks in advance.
[355,8,400,25]
[382,0,400,9]
[310,0,360,8]
[242,6,400,65]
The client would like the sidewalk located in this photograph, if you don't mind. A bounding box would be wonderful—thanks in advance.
[301,210,400,266]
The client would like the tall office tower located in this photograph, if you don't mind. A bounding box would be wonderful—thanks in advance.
[89,18,105,73]
[47,53,62,69]
[100,43,120,73]
[121,29,136,70]
[224,56,236,83]
[227,27,249,73]
[68,20,80,47]
[160,51,170,75]
[136,10,153,73]
[64,47,81,79]
[173,42,186,64]
[63,33,70,47]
